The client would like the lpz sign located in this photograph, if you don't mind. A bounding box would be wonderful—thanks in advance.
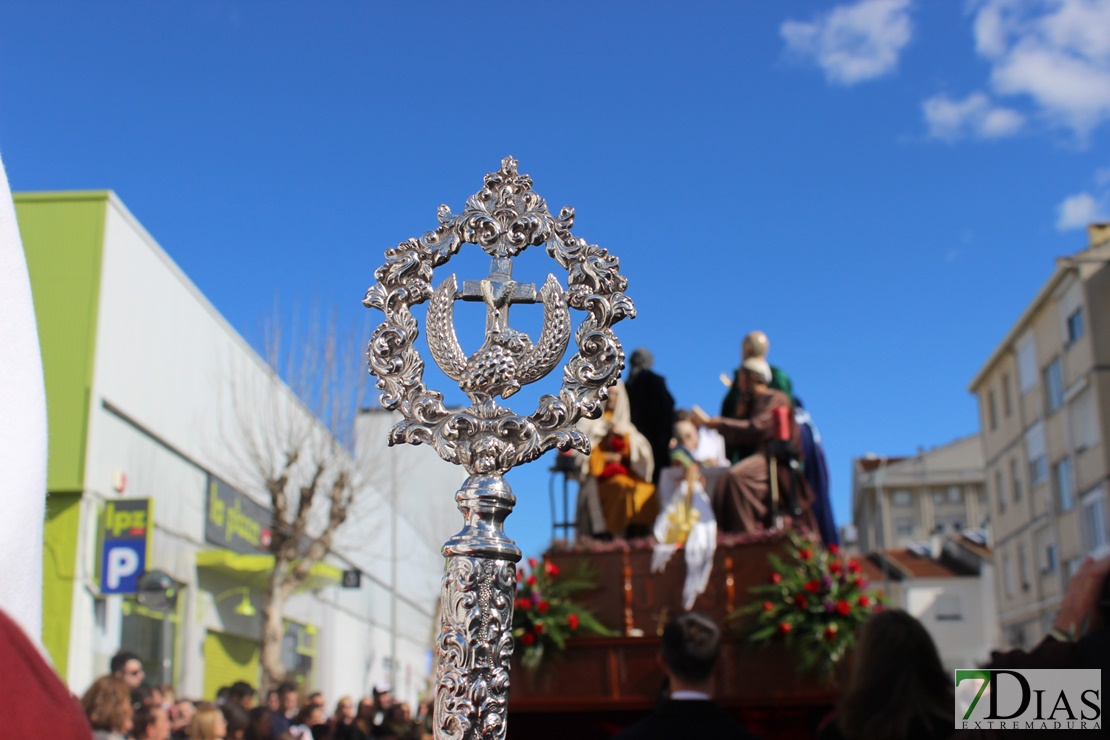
[100,498,153,595]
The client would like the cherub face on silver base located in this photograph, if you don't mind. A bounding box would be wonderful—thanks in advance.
[364,157,634,740]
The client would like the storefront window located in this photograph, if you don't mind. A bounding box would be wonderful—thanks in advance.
[121,599,178,687]
[282,621,318,692]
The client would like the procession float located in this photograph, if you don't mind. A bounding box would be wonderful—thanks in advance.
[365,158,883,740]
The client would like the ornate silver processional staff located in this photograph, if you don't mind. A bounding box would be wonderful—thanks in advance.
[363,157,634,740]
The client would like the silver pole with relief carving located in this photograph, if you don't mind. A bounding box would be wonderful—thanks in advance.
[364,157,634,740]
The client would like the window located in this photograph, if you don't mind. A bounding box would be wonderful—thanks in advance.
[281,621,317,690]
[996,470,1006,514]
[1003,554,1014,598]
[1018,544,1030,590]
[1070,388,1100,453]
[1055,458,1074,512]
[1082,487,1108,553]
[1002,373,1013,417]
[1010,458,1023,502]
[121,599,178,687]
[895,518,915,537]
[1024,424,1047,486]
[892,490,912,507]
[947,486,963,504]
[1035,527,1056,576]
[935,593,962,621]
[988,390,998,430]
[1044,358,1064,413]
[935,515,963,533]
[1058,280,1084,347]
[1066,308,1084,345]
[1016,331,1038,394]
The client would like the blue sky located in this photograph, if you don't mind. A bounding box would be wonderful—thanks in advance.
[2,1,1109,561]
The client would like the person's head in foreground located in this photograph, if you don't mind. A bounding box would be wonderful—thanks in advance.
[660,611,720,694]
[835,609,952,740]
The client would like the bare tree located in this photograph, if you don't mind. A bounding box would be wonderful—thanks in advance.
[223,308,383,688]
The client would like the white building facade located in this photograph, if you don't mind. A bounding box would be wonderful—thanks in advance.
[19,191,462,704]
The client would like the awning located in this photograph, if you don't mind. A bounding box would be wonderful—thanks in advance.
[196,550,342,592]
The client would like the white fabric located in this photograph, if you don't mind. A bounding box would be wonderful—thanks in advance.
[693,427,727,467]
[0,153,47,642]
[670,690,712,701]
[651,478,717,610]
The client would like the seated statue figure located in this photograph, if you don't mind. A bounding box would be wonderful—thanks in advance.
[706,358,815,534]
[576,380,657,539]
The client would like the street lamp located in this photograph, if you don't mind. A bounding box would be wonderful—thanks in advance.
[213,586,257,617]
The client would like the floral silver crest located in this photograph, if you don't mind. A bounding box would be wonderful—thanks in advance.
[363,156,636,476]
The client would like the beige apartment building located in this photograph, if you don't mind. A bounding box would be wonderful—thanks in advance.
[851,434,987,553]
[969,225,1110,649]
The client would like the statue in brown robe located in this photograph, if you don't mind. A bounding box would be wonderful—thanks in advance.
[707,358,816,534]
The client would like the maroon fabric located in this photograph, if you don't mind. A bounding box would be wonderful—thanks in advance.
[0,608,91,738]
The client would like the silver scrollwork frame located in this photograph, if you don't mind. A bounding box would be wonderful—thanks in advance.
[363,156,636,477]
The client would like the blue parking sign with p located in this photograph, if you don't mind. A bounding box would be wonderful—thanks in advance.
[100,499,153,595]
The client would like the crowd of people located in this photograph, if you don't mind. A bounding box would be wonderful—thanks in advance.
[1,548,1108,739]
[575,333,837,546]
[76,662,434,740]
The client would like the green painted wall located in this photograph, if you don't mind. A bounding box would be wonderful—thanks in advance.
[15,192,108,678]
[42,492,82,676]
[14,192,107,491]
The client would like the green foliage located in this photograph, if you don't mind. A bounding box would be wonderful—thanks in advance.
[735,533,886,677]
[512,557,614,672]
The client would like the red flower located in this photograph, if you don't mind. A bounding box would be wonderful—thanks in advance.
[804,579,821,594]
[515,598,530,611]
[534,622,545,635]
[544,561,560,578]
[824,625,838,641]
[847,559,861,574]
[527,575,538,587]
[858,595,871,608]
[528,557,538,570]
[521,633,535,646]
[568,614,579,630]
[836,600,851,616]
[829,544,840,556]
[770,572,782,584]
[794,595,808,609]
[857,579,868,590]
[516,570,523,582]
[608,435,627,453]
[828,560,842,574]
[778,622,793,634]
[799,548,812,561]
[538,600,550,614]
[763,601,774,612]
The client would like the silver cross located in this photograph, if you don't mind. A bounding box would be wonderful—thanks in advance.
[459,258,537,335]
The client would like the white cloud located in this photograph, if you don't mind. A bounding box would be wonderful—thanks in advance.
[923,92,1025,140]
[781,0,914,85]
[971,0,1110,139]
[1056,191,1107,229]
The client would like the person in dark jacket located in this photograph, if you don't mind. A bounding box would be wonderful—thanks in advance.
[624,347,675,489]
[613,611,761,740]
